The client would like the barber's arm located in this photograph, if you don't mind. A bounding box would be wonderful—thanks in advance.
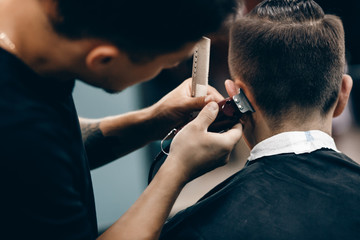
[80,78,224,169]
[97,101,243,240]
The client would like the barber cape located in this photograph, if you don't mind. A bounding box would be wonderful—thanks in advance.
[160,131,360,240]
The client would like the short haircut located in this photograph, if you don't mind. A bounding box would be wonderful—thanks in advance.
[50,0,238,63]
[229,0,345,127]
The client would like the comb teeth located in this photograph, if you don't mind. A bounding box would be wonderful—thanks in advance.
[191,37,211,97]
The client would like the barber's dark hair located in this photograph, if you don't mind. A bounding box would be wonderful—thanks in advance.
[229,0,345,127]
[51,0,238,62]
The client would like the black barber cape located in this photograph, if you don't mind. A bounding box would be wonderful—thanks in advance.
[160,149,360,240]
[0,48,98,239]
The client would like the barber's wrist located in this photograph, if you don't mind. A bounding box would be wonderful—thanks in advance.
[157,156,189,188]
[139,105,166,141]
[143,103,177,141]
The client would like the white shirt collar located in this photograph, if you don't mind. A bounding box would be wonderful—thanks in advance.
[248,130,339,161]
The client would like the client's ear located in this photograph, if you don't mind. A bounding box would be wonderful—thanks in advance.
[333,74,353,118]
[225,79,239,97]
[225,79,254,103]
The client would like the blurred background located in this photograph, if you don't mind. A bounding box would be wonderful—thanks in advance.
[73,0,360,233]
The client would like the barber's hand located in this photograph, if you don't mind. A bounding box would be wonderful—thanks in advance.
[164,101,243,182]
[149,78,224,140]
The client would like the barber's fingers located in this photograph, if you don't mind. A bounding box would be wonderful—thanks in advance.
[185,95,207,110]
[191,102,219,131]
[219,123,243,145]
[190,102,243,140]
[189,85,223,109]
[207,85,225,102]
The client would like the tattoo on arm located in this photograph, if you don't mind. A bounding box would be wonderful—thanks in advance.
[80,121,120,169]
[80,121,102,143]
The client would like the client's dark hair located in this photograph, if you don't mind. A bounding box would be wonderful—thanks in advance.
[229,0,345,127]
[51,0,238,62]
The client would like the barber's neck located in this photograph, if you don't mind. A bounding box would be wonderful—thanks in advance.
[0,0,95,81]
[244,109,333,150]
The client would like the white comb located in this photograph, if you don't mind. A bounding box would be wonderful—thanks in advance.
[191,37,211,97]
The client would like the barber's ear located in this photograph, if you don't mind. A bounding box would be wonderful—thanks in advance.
[85,45,119,71]
[333,74,353,118]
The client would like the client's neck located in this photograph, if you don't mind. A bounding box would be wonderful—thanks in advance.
[245,110,333,149]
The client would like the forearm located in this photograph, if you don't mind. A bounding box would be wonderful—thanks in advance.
[80,106,167,169]
[97,158,186,240]
[81,79,221,169]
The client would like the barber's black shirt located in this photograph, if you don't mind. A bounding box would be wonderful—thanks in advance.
[160,149,360,240]
[0,48,98,239]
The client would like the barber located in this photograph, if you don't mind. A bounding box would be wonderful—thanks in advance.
[0,0,242,239]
